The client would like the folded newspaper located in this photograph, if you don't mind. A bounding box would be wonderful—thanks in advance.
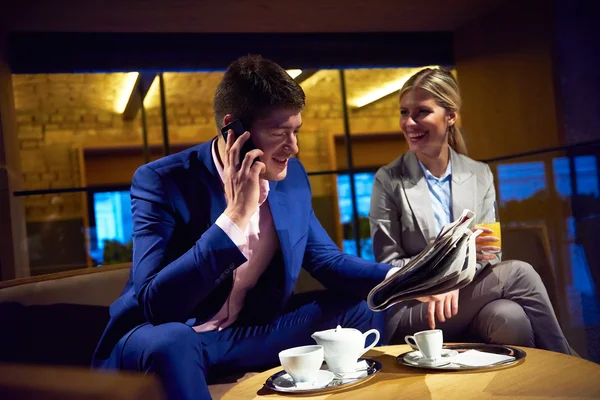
[367,209,482,311]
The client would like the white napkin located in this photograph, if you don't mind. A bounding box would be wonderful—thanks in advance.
[451,350,515,367]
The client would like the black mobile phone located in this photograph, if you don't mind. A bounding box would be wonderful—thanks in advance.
[220,119,258,166]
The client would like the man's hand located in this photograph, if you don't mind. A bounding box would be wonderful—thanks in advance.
[472,225,501,261]
[222,130,266,231]
[416,290,459,329]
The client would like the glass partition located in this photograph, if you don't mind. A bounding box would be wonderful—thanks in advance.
[12,72,155,272]
[8,66,600,363]
[486,142,600,362]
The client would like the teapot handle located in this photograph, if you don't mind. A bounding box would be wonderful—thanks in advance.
[359,329,380,357]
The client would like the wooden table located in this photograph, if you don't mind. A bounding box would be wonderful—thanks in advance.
[222,344,600,400]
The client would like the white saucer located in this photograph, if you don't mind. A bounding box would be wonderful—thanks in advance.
[272,370,335,392]
[404,349,459,367]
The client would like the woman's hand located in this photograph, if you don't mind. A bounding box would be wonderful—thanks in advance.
[416,289,459,329]
[472,225,501,261]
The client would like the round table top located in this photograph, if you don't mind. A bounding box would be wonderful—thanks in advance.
[222,344,600,400]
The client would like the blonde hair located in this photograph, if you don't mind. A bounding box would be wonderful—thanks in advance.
[399,68,468,155]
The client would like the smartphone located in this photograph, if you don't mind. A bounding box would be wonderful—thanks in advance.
[220,119,259,166]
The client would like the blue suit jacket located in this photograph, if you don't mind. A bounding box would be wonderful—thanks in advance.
[92,140,391,365]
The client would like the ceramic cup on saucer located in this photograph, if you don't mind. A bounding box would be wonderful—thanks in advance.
[278,345,324,384]
[404,329,444,361]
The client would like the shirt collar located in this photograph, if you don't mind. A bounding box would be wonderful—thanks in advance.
[418,158,452,182]
[211,138,270,205]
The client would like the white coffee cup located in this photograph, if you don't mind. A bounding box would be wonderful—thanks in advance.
[278,345,324,383]
[404,329,443,360]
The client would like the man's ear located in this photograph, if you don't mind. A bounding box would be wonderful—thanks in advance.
[218,114,236,144]
[222,114,235,128]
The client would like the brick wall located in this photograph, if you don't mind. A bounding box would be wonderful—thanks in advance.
[298,70,401,196]
[15,106,142,221]
[12,69,407,222]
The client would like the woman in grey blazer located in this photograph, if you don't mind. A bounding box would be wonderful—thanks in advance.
[369,68,571,354]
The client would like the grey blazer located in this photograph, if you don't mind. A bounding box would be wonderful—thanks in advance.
[369,148,500,268]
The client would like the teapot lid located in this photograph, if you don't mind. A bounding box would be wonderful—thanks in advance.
[311,325,359,341]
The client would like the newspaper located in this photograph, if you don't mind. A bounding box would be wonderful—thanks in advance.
[367,209,482,311]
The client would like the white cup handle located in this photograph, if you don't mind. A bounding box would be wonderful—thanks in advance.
[404,335,419,351]
[359,329,380,357]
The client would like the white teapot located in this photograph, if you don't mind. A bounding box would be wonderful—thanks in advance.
[311,325,380,373]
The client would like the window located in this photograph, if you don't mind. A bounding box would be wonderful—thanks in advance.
[337,172,376,260]
[88,190,133,265]
[496,162,546,204]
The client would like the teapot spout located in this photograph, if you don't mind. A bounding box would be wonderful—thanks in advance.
[311,325,343,343]
[310,332,324,343]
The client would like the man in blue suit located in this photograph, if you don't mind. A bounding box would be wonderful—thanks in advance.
[92,55,394,399]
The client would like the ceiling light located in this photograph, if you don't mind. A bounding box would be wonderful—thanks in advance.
[115,72,140,113]
[352,66,438,108]
[286,69,302,79]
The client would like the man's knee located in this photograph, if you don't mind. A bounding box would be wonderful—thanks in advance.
[329,298,384,342]
[352,299,382,323]
[353,300,386,342]
[131,323,202,371]
[473,299,535,347]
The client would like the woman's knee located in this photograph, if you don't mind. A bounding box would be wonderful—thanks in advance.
[473,299,535,347]
[511,260,537,277]
[498,260,543,289]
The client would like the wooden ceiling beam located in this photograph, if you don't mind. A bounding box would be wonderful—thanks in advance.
[122,72,157,121]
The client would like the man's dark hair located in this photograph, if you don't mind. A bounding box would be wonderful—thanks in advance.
[213,55,306,131]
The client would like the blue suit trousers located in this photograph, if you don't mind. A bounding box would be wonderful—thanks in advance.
[97,291,384,400]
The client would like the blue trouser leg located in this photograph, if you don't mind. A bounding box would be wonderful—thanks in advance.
[207,291,384,378]
[105,291,383,400]
[119,322,211,400]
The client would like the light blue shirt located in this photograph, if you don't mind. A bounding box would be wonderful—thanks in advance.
[418,160,452,235]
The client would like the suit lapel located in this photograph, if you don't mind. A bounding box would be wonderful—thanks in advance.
[198,138,228,225]
[402,152,437,242]
[267,181,292,271]
[450,148,477,221]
